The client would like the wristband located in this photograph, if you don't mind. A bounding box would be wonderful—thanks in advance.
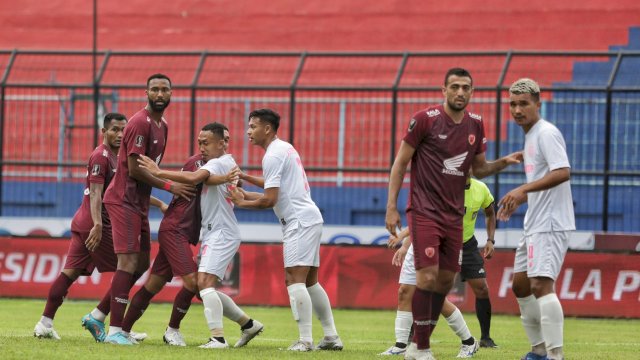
[487,238,495,244]
[163,180,173,191]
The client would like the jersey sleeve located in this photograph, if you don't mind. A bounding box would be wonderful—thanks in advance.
[402,111,430,149]
[263,154,284,189]
[480,182,494,209]
[475,119,488,155]
[123,118,148,157]
[87,151,109,184]
[540,127,571,171]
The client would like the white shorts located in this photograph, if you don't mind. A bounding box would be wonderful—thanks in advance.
[198,229,241,280]
[514,231,570,280]
[399,244,417,286]
[282,222,322,268]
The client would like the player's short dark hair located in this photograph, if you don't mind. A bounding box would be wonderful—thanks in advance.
[444,67,473,86]
[249,108,280,132]
[147,73,172,88]
[103,112,127,129]
[201,122,227,140]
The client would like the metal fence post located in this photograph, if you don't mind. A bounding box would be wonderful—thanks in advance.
[390,52,409,167]
[494,50,513,201]
[0,49,17,216]
[289,52,307,146]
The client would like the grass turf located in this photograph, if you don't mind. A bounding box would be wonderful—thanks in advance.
[0,298,638,359]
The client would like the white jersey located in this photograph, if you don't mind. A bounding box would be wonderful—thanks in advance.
[199,154,241,240]
[523,119,576,235]
[263,138,323,228]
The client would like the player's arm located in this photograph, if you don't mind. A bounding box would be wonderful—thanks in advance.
[204,166,240,186]
[231,187,278,209]
[385,141,415,236]
[391,232,412,267]
[149,196,168,214]
[128,155,196,200]
[471,151,523,179]
[498,167,569,219]
[387,227,410,248]
[137,154,210,185]
[235,187,263,201]
[85,182,104,252]
[239,171,265,188]
[483,202,496,259]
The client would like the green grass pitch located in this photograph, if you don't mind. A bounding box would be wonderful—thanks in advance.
[0,298,638,359]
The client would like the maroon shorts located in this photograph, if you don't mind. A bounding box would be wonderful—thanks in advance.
[409,212,463,272]
[105,204,150,254]
[64,228,118,275]
[150,230,197,280]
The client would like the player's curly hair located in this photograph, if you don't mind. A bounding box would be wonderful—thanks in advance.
[509,78,540,102]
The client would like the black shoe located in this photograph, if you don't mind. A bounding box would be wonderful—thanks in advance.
[480,338,498,348]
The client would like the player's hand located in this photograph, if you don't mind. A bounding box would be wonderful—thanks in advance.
[229,187,245,204]
[170,181,196,201]
[483,240,495,259]
[225,166,241,185]
[392,246,408,267]
[137,155,161,176]
[497,187,526,221]
[505,151,524,165]
[85,224,102,252]
[159,202,169,214]
[387,233,403,248]
[385,208,402,236]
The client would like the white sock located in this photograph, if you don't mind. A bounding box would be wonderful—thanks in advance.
[395,310,413,345]
[538,293,564,352]
[40,316,53,328]
[166,327,179,334]
[217,290,246,323]
[91,308,107,322]
[108,326,122,336]
[200,288,224,330]
[287,283,313,343]
[307,283,338,337]
[445,308,472,342]
[517,295,545,352]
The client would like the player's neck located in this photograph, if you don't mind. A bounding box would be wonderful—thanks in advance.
[522,117,541,134]
[104,141,117,155]
[144,105,164,123]
[262,135,278,150]
[443,104,465,123]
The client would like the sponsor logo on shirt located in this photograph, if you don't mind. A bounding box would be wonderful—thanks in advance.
[468,112,482,121]
[442,152,468,176]
[135,135,144,147]
[438,134,447,139]
[408,119,417,132]
[482,137,487,144]
[426,109,441,117]
[91,164,101,176]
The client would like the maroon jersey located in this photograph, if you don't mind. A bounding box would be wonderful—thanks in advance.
[103,108,168,215]
[403,104,487,223]
[71,144,117,232]
[158,154,204,244]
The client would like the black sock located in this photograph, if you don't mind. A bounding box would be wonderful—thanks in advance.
[213,336,225,343]
[462,337,475,345]
[476,297,492,339]
[241,319,254,330]
[394,342,407,349]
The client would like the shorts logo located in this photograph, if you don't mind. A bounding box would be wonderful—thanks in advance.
[458,250,463,265]
[91,164,101,176]
[280,218,287,226]
[469,134,476,145]
[425,247,435,258]
[135,135,144,147]
[408,119,417,132]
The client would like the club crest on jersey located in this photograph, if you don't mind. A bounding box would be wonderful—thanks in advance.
[408,119,417,132]
[91,164,101,176]
[135,135,144,147]
[425,247,435,258]
[469,134,476,145]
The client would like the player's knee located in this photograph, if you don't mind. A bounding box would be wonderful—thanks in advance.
[512,281,530,298]
[182,273,198,292]
[529,278,554,298]
[472,282,490,298]
[397,284,414,304]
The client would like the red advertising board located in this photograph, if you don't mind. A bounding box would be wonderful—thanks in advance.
[0,237,638,318]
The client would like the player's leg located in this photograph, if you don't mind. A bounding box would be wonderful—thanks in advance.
[35,268,82,340]
[282,223,314,351]
[380,243,416,356]
[212,290,264,348]
[441,299,478,358]
[121,273,167,336]
[461,236,496,348]
[528,232,569,360]
[104,204,143,345]
[297,223,341,351]
[197,272,228,348]
[513,234,546,359]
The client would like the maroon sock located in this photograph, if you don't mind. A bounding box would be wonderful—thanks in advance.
[109,270,134,328]
[96,287,111,315]
[121,286,155,332]
[411,288,433,350]
[428,292,446,338]
[42,273,75,319]
[168,287,196,329]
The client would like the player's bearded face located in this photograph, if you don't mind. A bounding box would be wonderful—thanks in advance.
[148,95,170,112]
[146,78,172,112]
[444,76,473,111]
